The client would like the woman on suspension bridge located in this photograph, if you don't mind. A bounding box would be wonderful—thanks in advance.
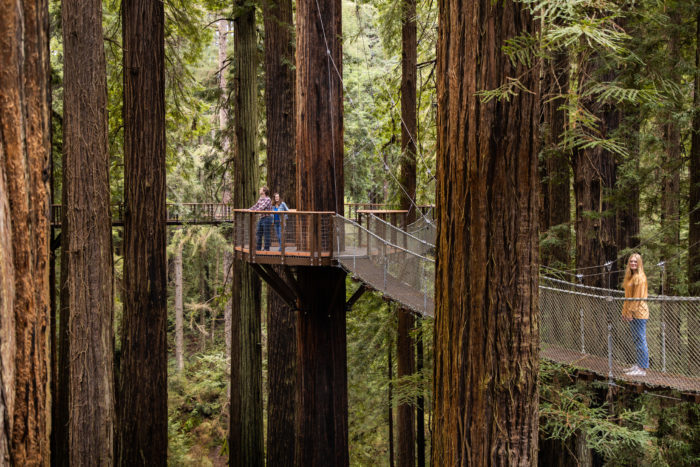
[622,253,650,377]
[272,193,289,250]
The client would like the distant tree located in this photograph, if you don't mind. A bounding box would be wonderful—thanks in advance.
[432,0,540,464]
[263,0,297,464]
[229,0,264,465]
[397,1,417,466]
[0,0,51,463]
[59,0,115,462]
[117,0,168,463]
[689,11,700,372]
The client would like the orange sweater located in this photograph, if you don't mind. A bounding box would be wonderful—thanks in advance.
[622,274,649,320]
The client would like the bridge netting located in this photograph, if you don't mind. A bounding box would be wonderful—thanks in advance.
[336,213,700,392]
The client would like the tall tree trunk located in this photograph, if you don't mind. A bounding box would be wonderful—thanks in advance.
[117,0,167,463]
[175,244,184,373]
[433,1,540,465]
[61,0,115,461]
[415,320,425,467]
[388,334,395,467]
[0,0,51,463]
[540,48,571,268]
[229,2,264,466]
[397,2,417,466]
[263,0,297,465]
[688,11,700,373]
[296,1,348,465]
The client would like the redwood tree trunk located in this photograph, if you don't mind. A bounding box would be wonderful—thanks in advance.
[61,0,115,461]
[540,48,570,268]
[689,12,700,372]
[117,0,168,463]
[0,0,51,463]
[295,1,348,465]
[433,1,540,465]
[397,2,417,465]
[263,0,297,465]
[229,1,264,465]
[174,244,184,373]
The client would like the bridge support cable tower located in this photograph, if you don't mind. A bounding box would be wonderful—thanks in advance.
[432,0,541,464]
[295,0,348,464]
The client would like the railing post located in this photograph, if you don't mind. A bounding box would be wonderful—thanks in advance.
[249,211,255,263]
[577,274,585,354]
[280,213,286,265]
[658,261,667,373]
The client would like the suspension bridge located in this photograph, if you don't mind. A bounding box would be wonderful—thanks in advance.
[51,203,700,397]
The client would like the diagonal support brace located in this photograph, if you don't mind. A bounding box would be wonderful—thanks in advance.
[345,283,368,312]
[249,263,298,310]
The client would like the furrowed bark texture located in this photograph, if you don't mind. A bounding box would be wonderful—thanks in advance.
[117,0,167,463]
[539,48,570,268]
[0,118,15,465]
[415,321,425,467]
[0,0,51,463]
[263,0,297,464]
[61,0,115,462]
[174,245,184,373]
[229,2,264,465]
[397,3,417,465]
[433,1,540,465]
[689,12,700,372]
[296,1,348,465]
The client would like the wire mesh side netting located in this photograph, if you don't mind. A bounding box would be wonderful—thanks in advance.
[406,211,436,246]
[539,282,700,392]
[334,215,435,316]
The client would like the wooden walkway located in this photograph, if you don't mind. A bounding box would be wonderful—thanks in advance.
[540,346,700,395]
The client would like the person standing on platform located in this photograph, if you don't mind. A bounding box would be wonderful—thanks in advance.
[272,193,289,251]
[250,186,273,250]
[622,253,650,376]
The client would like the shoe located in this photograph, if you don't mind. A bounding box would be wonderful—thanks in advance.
[625,368,646,376]
[623,364,639,372]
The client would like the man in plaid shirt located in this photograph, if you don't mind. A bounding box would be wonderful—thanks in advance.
[251,186,273,250]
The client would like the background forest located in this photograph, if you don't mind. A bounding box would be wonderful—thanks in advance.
[35,0,700,464]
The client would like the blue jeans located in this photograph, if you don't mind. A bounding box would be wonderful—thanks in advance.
[256,217,272,250]
[630,319,649,369]
[274,221,282,249]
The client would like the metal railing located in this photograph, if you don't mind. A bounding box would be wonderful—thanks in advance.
[344,203,387,223]
[232,209,336,266]
[51,202,235,226]
[334,215,435,316]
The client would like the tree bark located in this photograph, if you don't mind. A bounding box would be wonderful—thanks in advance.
[263,0,297,465]
[433,1,540,465]
[397,4,417,466]
[174,244,184,373]
[415,320,425,467]
[0,119,16,466]
[117,0,167,463]
[60,0,115,461]
[540,48,570,268]
[388,334,395,467]
[295,1,348,465]
[229,2,264,465]
[0,0,51,463]
[688,11,700,373]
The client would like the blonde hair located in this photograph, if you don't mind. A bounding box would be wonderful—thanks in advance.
[623,253,646,285]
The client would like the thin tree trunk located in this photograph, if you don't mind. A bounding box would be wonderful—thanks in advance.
[61,0,115,461]
[688,11,700,373]
[295,1,348,465]
[263,0,297,464]
[117,0,167,463]
[175,245,184,373]
[397,3,417,465]
[433,1,540,464]
[415,320,425,467]
[540,48,570,268]
[0,0,51,463]
[388,334,395,467]
[229,1,264,465]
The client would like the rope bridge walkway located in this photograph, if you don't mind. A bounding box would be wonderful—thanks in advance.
[53,203,699,394]
[232,209,699,394]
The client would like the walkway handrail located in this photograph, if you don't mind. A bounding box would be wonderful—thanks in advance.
[365,213,435,250]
